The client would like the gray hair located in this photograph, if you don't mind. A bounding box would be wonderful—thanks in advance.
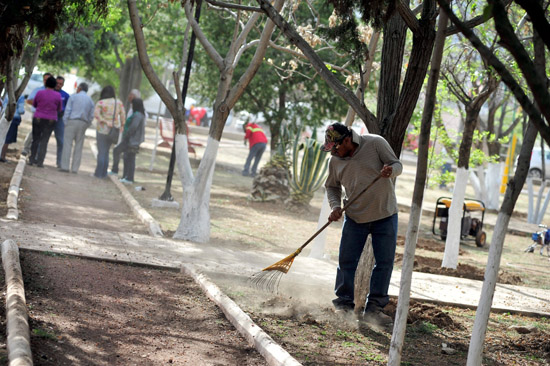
[129,89,141,98]
[78,83,89,92]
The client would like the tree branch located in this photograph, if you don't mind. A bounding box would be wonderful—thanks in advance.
[437,0,550,146]
[183,1,224,70]
[226,0,284,107]
[397,0,421,33]
[127,0,176,114]
[204,0,262,12]
[444,0,512,36]
[514,0,550,51]
[255,0,378,133]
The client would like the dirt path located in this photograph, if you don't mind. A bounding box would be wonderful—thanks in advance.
[0,140,267,365]
[19,145,145,233]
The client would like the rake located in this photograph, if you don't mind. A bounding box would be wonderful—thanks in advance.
[249,174,382,292]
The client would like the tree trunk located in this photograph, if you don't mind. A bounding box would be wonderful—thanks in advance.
[469,162,502,210]
[389,9,447,365]
[443,101,495,268]
[353,236,374,313]
[356,0,437,321]
[308,191,331,259]
[173,135,218,242]
[381,1,437,157]
[119,55,143,111]
[376,13,407,125]
[466,122,538,365]
[442,167,468,269]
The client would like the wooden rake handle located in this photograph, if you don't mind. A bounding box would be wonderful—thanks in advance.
[297,174,382,251]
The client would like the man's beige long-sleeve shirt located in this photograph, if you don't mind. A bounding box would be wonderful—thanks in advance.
[325,131,402,224]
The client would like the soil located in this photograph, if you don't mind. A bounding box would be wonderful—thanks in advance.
[1,139,549,365]
[0,148,266,365]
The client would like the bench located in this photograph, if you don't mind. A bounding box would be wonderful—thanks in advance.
[158,117,203,158]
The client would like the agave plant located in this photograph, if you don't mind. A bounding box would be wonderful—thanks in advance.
[288,129,330,206]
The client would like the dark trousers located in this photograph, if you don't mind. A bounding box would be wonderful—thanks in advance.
[30,117,56,166]
[123,151,136,182]
[243,142,266,175]
[111,141,127,174]
[334,214,398,310]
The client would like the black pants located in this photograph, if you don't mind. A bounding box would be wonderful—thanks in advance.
[111,141,128,174]
[123,151,136,182]
[30,117,56,166]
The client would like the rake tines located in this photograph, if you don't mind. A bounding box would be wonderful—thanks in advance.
[248,249,302,293]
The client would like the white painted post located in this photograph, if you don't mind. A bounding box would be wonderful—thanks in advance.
[308,190,331,259]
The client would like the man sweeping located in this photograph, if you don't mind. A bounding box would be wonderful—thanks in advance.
[322,122,402,328]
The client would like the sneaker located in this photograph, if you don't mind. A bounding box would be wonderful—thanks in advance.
[119,178,134,184]
[108,170,118,176]
[58,168,69,173]
[242,171,250,176]
[359,307,393,329]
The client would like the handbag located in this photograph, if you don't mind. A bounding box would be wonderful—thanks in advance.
[108,97,120,144]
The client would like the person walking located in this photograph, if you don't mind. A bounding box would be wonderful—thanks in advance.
[93,85,125,178]
[54,76,70,168]
[118,98,145,184]
[1,95,26,162]
[59,83,95,174]
[322,122,402,328]
[29,76,62,167]
[242,121,267,177]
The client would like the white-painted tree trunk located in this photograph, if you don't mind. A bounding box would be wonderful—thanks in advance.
[536,188,550,224]
[173,135,219,243]
[485,162,502,210]
[466,212,510,366]
[442,167,469,269]
[308,191,331,259]
[469,163,502,210]
[469,166,485,203]
[0,115,11,156]
[527,177,534,222]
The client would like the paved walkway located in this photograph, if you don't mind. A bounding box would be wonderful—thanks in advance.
[1,126,549,319]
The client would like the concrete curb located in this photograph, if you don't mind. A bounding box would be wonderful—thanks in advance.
[89,142,164,238]
[181,264,302,366]
[1,240,32,365]
[6,155,26,220]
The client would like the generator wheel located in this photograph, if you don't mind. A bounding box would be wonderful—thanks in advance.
[476,231,487,247]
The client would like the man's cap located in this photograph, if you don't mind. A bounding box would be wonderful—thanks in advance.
[321,122,351,152]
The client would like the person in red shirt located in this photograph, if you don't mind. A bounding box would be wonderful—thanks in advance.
[242,122,267,177]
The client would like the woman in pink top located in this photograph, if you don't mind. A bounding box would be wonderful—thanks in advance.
[30,76,62,167]
[93,85,125,178]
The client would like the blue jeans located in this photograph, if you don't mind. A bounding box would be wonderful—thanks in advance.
[334,213,398,310]
[94,132,112,178]
[243,142,266,175]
